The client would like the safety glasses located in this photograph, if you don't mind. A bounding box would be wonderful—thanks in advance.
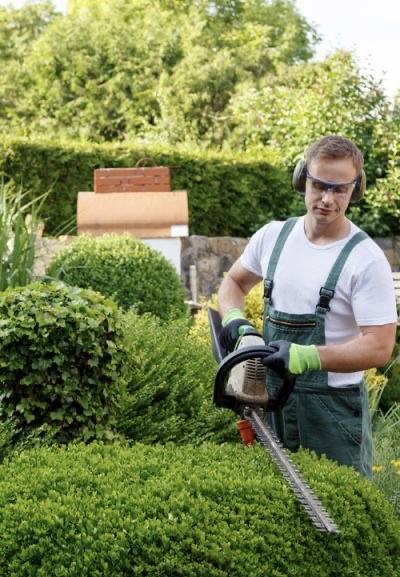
[305,169,358,197]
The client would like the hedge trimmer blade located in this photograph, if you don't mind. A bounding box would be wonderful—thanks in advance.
[208,307,340,535]
[248,409,340,535]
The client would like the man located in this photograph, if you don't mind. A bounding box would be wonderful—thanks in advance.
[218,135,397,478]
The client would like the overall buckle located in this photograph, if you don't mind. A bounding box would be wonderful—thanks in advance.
[264,279,274,300]
[318,287,335,311]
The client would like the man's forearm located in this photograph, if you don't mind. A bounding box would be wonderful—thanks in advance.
[217,274,247,318]
[217,261,262,319]
[317,325,396,372]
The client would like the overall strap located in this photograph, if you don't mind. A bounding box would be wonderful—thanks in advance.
[264,217,298,303]
[317,231,369,312]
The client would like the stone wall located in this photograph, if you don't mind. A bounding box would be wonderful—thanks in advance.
[181,236,248,299]
[182,235,400,300]
[34,234,400,300]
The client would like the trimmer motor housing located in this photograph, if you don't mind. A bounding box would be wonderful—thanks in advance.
[227,329,269,405]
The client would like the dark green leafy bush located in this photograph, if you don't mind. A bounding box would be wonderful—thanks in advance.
[0,442,398,577]
[46,234,187,319]
[0,282,125,442]
[117,312,237,444]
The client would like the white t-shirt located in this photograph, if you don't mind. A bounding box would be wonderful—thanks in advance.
[240,216,398,387]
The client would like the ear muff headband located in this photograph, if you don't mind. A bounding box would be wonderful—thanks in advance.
[292,159,366,203]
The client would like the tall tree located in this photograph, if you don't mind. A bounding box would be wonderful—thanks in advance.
[0,2,58,125]
[0,0,317,142]
[225,51,392,177]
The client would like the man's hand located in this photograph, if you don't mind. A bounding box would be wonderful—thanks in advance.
[219,308,255,352]
[219,318,255,351]
[262,340,321,376]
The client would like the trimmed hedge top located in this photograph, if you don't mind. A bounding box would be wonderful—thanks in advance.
[46,233,187,319]
[0,442,398,577]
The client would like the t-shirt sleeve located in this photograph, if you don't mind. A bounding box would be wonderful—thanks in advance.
[240,221,279,278]
[352,255,398,326]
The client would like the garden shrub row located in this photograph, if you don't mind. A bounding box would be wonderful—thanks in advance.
[2,135,399,238]
[0,442,398,577]
[0,253,396,451]
[0,135,304,237]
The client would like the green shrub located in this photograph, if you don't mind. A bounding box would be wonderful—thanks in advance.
[46,234,187,319]
[0,442,398,577]
[4,134,400,239]
[117,312,237,444]
[0,416,59,464]
[0,281,125,442]
[1,135,399,238]
[348,149,400,237]
[381,366,400,410]
[0,136,293,237]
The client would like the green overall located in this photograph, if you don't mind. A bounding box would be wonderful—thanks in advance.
[263,218,372,478]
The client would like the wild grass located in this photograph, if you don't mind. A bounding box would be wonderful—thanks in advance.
[0,179,46,290]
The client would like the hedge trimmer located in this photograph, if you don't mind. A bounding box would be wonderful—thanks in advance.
[208,307,340,535]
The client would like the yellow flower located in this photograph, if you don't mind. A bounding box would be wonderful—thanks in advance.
[390,460,400,468]
[372,465,384,472]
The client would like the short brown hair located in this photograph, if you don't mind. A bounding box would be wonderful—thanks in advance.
[306,135,364,173]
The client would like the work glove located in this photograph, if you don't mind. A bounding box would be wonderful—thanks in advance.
[262,340,321,376]
[219,308,255,352]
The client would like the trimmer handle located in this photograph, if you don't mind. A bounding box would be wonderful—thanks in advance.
[214,345,296,413]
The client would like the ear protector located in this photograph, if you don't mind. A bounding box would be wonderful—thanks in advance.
[292,159,366,203]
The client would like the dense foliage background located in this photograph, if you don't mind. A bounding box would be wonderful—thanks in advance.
[0,0,399,235]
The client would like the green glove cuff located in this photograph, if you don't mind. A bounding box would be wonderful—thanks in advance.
[222,308,244,327]
[289,344,321,374]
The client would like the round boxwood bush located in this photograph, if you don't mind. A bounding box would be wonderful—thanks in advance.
[117,311,237,444]
[0,282,126,442]
[0,442,398,577]
[46,234,187,319]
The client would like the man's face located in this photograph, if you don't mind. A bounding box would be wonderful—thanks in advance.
[304,157,358,225]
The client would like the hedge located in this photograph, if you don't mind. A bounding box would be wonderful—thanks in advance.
[1,135,397,238]
[0,442,398,577]
[0,136,293,237]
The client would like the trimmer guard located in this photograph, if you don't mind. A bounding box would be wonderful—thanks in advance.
[207,307,296,414]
